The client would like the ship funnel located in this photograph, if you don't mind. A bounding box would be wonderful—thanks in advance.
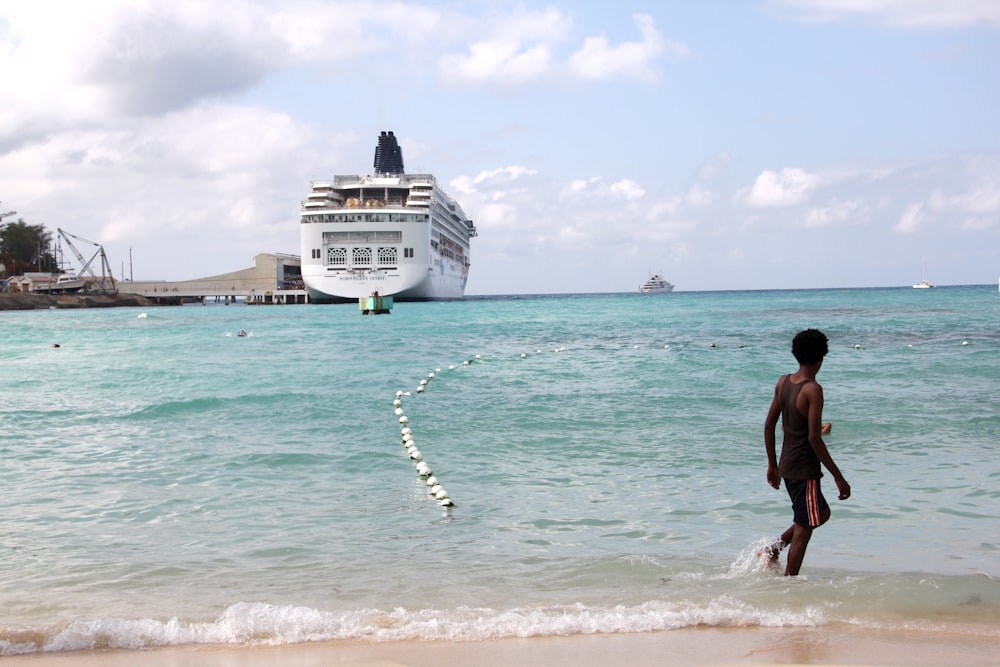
[374,130,405,175]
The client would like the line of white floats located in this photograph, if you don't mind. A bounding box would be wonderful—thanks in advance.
[392,354,483,509]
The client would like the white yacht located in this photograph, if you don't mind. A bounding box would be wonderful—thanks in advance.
[299,131,476,303]
[913,261,933,288]
[639,273,674,293]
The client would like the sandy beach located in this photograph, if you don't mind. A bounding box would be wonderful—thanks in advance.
[3,625,996,667]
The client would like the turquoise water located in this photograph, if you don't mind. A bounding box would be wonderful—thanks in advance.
[1,286,998,654]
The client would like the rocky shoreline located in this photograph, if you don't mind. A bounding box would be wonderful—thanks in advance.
[0,292,163,311]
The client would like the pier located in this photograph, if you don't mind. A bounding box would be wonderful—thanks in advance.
[120,253,308,305]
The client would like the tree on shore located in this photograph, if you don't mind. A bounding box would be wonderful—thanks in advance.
[1,212,58,276]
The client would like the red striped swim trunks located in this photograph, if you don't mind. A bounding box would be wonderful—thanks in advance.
[784,478,830,527]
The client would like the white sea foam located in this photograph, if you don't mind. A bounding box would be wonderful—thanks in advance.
[10,598,830,655]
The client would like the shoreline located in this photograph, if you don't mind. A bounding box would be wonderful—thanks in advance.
[0,292,164,310]
[3,625,997,667]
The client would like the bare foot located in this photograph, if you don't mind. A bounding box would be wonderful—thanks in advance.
[758,539,787,568]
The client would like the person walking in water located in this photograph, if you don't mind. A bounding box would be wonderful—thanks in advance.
[764,328,851,576]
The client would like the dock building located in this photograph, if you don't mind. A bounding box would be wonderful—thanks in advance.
[121,253,306,305]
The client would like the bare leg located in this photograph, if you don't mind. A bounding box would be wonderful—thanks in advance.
[784,507,831,576]
[784,523,813,576]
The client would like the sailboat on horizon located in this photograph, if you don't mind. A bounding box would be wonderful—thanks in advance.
[913,260,934,289]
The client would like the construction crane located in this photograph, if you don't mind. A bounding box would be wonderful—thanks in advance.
[57,228,117,294]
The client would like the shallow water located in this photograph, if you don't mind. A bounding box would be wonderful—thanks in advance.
[1,286,998,654]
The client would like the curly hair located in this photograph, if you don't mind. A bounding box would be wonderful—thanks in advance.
[792,328,829,364]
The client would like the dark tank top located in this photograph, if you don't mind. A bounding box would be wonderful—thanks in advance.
[778,375,822,480]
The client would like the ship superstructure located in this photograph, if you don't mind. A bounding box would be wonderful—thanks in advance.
[300,131,476,302]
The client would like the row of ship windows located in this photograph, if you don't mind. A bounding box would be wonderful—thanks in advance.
[303,213,429,224]
[309,247,415,265]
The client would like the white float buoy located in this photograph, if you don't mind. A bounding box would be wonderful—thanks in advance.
[402,432,413,442]
[416,386,425,393]
[399,416,409,424]
[394,408,403,416]
[409,449,422,460]
[430,484,442,495]
[521,353,527,358]
[854,344,862,350]
[474,354,481,360]
[439,498,454,507]
[426,476,438,486]
[395,391,403,398]
[428,372,435,379]
[393,399,401,408]
[401,427,412,435]
[962,340,969,346]
[435,489,449,500]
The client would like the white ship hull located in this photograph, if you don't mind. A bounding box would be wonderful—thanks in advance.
[300,132,475,303]
[639,273,674,293]
[300,218,469,302]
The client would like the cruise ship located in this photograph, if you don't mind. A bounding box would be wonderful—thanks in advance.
[299,131,477,303]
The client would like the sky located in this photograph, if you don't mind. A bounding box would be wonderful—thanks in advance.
[1,0,999,294]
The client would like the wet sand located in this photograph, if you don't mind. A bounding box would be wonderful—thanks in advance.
[3,625,996,667]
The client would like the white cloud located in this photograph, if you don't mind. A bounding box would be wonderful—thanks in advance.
[451,166,537,195]
[696,152,734,181]
[0,2,282,121]
[959,216,994,231]
[745,168,822,207]
[439,40,552,87]
[647,197,684,218]
[437,6,570,87]
[771,0,1000,29]
[473,201,519,233]
[804,198,863,227]
[894,202,926,234]
[439,10,681,87]
[568,177,601,194]
[0,102,343,276]
[0,0,445,148]
[609,179,645,200]
[686,184,714,207]
[950,182,1000,214]
[568,14,685,84]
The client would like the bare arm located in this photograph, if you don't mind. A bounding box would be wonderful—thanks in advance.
[804,383,851,500]
[764,377,783,489]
